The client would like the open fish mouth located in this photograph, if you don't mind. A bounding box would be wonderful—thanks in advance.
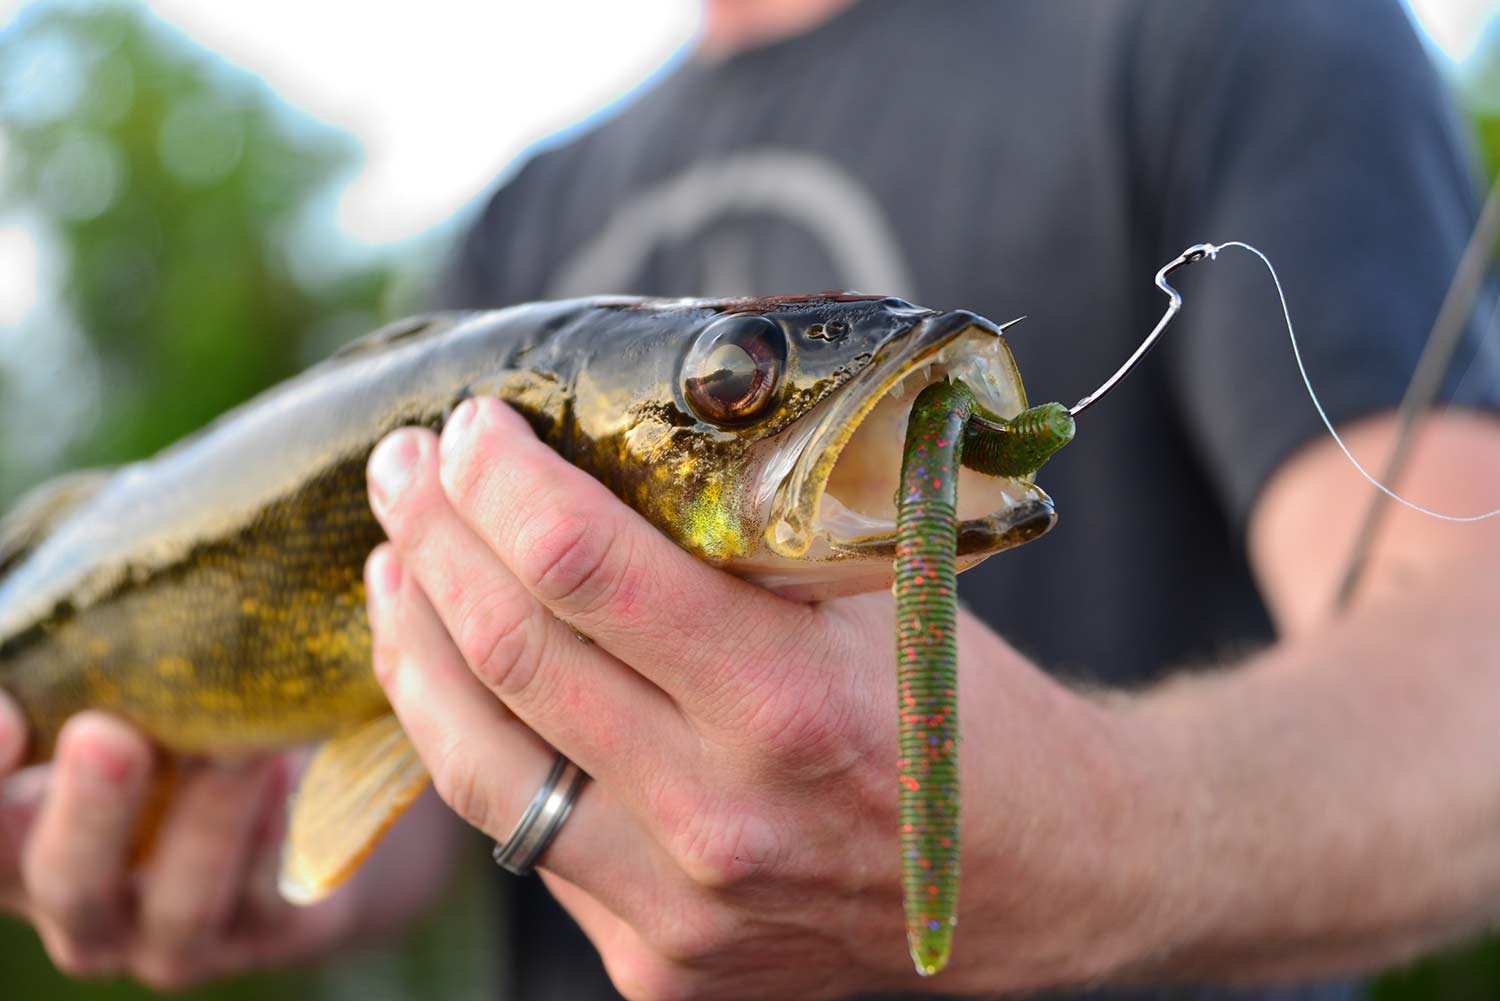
[762,310,1056,563]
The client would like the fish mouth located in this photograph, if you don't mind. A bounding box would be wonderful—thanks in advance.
[761,310,1057,563]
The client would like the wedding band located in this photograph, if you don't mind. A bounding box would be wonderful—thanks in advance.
[492,753,587,876]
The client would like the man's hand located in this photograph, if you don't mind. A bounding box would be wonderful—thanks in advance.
[0,696,460,991]
[364,397,1167,999]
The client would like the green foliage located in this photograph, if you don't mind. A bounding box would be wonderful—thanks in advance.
[1463,19,1500,181]
[0,1,390,493]
[0,845,500,1001]
[1375,936,1500,1001]
[0,4,490,1000]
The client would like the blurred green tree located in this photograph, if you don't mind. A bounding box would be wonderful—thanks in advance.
[0,0,390,497]
[1463,16,1500,179]
[0,4,493,1001]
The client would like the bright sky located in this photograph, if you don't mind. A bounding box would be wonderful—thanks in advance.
[0,0,1493,325]
[148,0,702,246]
[140,0,1500,246]
[1410,0,1498,61]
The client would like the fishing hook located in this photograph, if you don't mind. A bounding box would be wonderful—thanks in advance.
[968,244,1214,434]
[1068,243,1216,419]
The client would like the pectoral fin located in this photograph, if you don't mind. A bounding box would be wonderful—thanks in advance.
[278,714,429,905]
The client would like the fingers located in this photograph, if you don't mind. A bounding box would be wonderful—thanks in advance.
[367,430,691,789]
[364,543,674,919]
[22,712,153,975]
[134,753,377,991]
[0,718,370,990]
[0,690,36,907]
[135,759,280,971]
[431,397,832,720]
[0,690,26,774]
[0,767,46,914]
[540,871,656,992]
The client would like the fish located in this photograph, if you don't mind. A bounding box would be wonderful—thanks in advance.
[0,293,1057,904]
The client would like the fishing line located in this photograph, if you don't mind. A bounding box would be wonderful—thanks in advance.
[1079,241,1500,523]
[1333,175,1500,606]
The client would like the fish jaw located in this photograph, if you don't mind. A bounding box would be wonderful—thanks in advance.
[730,310,1057,600]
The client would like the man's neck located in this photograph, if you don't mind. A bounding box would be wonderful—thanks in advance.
[698,0,857,58]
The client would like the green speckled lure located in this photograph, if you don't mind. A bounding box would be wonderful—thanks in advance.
[895,379,1073,975]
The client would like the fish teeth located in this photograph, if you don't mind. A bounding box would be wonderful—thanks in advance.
[889,377,908,402]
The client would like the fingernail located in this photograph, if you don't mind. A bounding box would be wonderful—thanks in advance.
[481,396,532,437]
[366,546,403,599]
[0,691,26,771]
[445,397,478,439]
[368,432,421,506]
[68,723,139,789]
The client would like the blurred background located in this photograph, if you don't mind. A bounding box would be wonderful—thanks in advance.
[0,0,1498,998]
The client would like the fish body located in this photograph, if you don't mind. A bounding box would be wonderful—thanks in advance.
[0,293,1057,900]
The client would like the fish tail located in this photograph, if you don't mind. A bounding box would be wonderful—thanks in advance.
[0,469,115,765]
[0,468,115,578]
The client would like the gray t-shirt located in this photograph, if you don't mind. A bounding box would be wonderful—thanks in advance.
[440,2,1500,998]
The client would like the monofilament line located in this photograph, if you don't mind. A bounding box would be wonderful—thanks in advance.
[1209,241,1500,523]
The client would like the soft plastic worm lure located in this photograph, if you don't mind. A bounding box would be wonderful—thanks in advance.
[893,244,1207,975]
[893,237,1500,976]
[894,381,1073,974]
[892,245,1212,975]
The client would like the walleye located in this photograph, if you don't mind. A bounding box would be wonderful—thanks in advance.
[0,294,1056,908]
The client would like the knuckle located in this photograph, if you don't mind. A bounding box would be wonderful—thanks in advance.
[135,955,199,993]
[27,869,102,940]
[40,926,115,980]
[430,745,492,834]
[454,593,538,699]
[649,777,707,846]
[607,951,697,1001]
[738,669,852,771]
[142,905,214,955]
[515,507,622,615]
[370,638,400,690]
[650,905,737,966]
[657,786,780,893]
[47,944,93,979]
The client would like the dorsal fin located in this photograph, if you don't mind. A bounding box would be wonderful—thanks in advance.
[0,468,115,577]
[328,312,471,362]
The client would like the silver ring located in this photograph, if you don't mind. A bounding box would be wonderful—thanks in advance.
[492,753,587,876]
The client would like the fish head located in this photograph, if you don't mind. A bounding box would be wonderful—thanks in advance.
[570,294,1056,601]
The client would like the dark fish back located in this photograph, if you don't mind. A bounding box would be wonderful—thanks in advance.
[0,302,608,760]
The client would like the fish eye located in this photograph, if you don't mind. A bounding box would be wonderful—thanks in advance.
[683,314,786,425]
